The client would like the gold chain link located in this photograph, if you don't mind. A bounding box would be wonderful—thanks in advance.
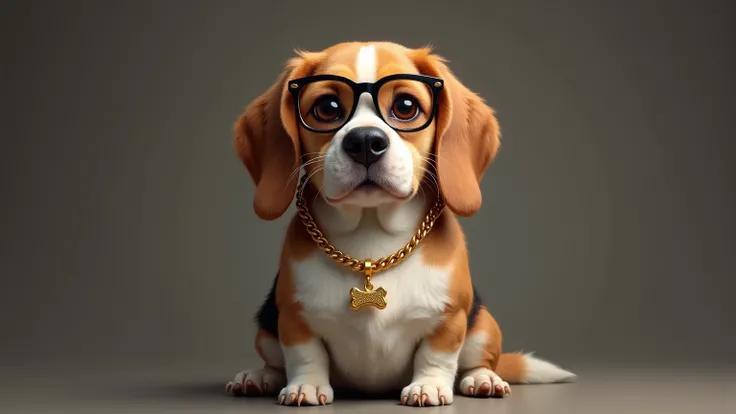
[295,174,445,275]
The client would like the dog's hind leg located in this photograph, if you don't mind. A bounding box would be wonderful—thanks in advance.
[226,329,286,396]
[226,273,286,396]
[457,306,511,398]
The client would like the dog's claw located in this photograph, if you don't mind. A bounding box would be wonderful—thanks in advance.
[319,394,327,405]
[459,370,511,398]
[279,394,286,405]
[400,381,454,407]
[228,367,285,398]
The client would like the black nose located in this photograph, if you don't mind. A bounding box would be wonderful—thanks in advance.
[341,126,390,167]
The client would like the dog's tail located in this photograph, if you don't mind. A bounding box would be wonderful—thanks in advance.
[495,352,577,384]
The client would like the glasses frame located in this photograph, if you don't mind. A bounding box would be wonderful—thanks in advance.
[287,73,444,133]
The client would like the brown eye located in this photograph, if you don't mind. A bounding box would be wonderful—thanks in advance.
[312,95,343,123]
[390,94,420,121]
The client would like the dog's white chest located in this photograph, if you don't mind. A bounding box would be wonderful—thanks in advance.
[291,246,451,391]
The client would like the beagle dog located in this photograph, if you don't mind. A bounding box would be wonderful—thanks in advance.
[226,41,575,407]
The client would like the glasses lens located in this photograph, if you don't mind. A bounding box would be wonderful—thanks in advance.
[298,80,355,131]
[377,79,434,131]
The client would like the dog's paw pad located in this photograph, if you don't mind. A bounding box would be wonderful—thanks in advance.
[226,367,285,396]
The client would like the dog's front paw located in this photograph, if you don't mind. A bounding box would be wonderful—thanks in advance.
[278,383,334,406]
[458,368,511,398]
[225,367,285,396]
[400,378,454,406]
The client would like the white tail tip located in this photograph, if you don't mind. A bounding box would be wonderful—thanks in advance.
[522,353,577,384]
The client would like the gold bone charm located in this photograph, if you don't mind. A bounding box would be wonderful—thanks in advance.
[350,285,388,310]
[349,260,387,310]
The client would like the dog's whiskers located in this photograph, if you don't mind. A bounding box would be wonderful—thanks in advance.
[418,166,441,196]
[287,155,327,186]
[301,166,324,194]
[419,153,465,183]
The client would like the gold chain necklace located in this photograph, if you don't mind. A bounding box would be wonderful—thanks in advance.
[295,174,445,311]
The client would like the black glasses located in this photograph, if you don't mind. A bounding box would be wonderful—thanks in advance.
[287,74,444,133]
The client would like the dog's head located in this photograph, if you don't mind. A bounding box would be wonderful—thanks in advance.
[234,42,500,220]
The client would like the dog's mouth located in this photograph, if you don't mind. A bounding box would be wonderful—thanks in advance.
[325,179,412,205]
[356,180,380,191]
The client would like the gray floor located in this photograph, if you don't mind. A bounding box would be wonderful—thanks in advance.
[2,362,734,414]
[2,2,734,414]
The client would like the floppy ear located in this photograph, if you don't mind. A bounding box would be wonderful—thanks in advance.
[411,48,501,217]
[233,53,322,220]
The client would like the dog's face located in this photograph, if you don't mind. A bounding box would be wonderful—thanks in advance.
[235,42,500,220]
[295,45,439,208]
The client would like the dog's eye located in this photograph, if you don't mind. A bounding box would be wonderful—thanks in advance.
[390,94,420,121]
[312,95,343,123]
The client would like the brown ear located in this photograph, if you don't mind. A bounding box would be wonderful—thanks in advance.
[234,53,322,220]
[411,49,501,217]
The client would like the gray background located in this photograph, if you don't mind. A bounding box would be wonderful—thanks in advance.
[1,0,735,412]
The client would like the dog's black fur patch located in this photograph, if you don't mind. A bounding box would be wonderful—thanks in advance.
[254,272,280,339]
[467,283,483,329]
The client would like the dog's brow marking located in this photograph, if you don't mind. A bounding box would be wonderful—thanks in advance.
[353,45,379,119]
[355,45,377,83]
